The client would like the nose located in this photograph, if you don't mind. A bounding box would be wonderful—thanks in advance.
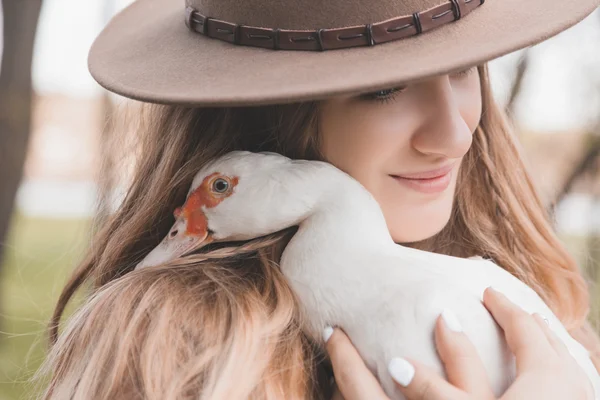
[409,76,473,159]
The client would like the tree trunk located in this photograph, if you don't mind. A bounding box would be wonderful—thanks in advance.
[0,0,44,273]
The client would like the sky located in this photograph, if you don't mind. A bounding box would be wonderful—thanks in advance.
[29,0,600,132]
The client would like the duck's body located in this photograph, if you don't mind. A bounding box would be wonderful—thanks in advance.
[138,151,600,399]
[276,159,600,399]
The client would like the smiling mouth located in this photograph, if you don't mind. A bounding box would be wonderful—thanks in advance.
[390,169,453,194]
[392,162,456,180]
[391,173,447,180]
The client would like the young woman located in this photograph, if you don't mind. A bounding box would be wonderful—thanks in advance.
[39,0,600,399]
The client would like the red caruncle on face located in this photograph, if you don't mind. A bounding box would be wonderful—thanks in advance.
[174,172,239,236]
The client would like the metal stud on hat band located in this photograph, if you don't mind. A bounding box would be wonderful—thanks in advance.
[184,0,485,51]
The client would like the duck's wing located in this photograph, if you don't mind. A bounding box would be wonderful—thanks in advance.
[340,268,513,399]
[419,255,600,398]
[354,252,600,398]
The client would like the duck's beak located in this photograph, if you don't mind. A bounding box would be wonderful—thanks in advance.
[135,211,214,270]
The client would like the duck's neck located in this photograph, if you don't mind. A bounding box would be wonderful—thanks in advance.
[280,162,394,277]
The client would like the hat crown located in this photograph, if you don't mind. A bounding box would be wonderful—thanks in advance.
[186,0,444,29]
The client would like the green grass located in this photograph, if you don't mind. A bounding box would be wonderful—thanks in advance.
[0,214,90,400]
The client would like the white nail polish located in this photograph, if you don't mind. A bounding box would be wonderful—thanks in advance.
[481,285,503,301]
[323,326,334,343]
[441,309,463,332]
[491,285,509,296]
[388,357,415,387]
[482,285,495,301]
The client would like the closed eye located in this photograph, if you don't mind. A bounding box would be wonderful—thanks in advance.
[359,66,476,104]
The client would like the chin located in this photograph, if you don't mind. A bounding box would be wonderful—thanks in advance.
[391,227,444,244]
[388,210,452,244]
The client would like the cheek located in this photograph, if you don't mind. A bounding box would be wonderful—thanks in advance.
[319,100,411,178]
[318,87,474,244]
[466,97,482,133]
[462,72,483,132]
[381,167,460,243]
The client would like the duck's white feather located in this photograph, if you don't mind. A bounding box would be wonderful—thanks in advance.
[156,151,600,399]
[270,156,600,399]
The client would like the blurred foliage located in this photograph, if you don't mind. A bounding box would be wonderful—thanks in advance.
[554,233,600,327]
[0,214,89,400]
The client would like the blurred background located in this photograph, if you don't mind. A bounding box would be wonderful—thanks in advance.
[1,1,600,399]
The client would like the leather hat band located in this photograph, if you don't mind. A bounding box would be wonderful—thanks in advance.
[185,0,485,51]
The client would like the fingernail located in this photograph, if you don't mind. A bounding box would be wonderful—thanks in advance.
[323,326,334,343]
[388,357,415,387]
[481,286,494,301]
[491,285,507,295]
[441,309,463,332]
[482,285,501,301]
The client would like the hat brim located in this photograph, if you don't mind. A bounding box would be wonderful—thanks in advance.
[88,0,598,106]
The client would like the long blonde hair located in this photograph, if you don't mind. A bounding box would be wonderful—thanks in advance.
[39,64,600,399]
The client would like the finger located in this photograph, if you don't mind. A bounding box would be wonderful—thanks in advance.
[434,309,495,398]
[388,357,466,400]
[324,327,389,400]
[483,287,552,371]
[531,313,568,356]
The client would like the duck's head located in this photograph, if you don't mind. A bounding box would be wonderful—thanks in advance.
[135,151,321,270]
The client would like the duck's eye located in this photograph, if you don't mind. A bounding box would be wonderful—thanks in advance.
[212,178,229,193]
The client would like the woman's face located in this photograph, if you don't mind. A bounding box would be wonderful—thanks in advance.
[319,67,482,243]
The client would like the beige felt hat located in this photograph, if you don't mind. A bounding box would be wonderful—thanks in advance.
[88,0,599,106]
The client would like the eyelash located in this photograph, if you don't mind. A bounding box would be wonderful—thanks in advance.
[362,66,476,104]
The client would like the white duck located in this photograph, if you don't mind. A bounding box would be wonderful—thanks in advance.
[137,150,600,399]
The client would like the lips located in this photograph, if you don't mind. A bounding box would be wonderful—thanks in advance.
[390,162,456,194]
[392,162,456,180]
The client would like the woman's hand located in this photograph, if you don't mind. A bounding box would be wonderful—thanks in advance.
[325,287,595,400]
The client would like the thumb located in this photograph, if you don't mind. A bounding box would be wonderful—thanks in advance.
[388,357,466,400]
